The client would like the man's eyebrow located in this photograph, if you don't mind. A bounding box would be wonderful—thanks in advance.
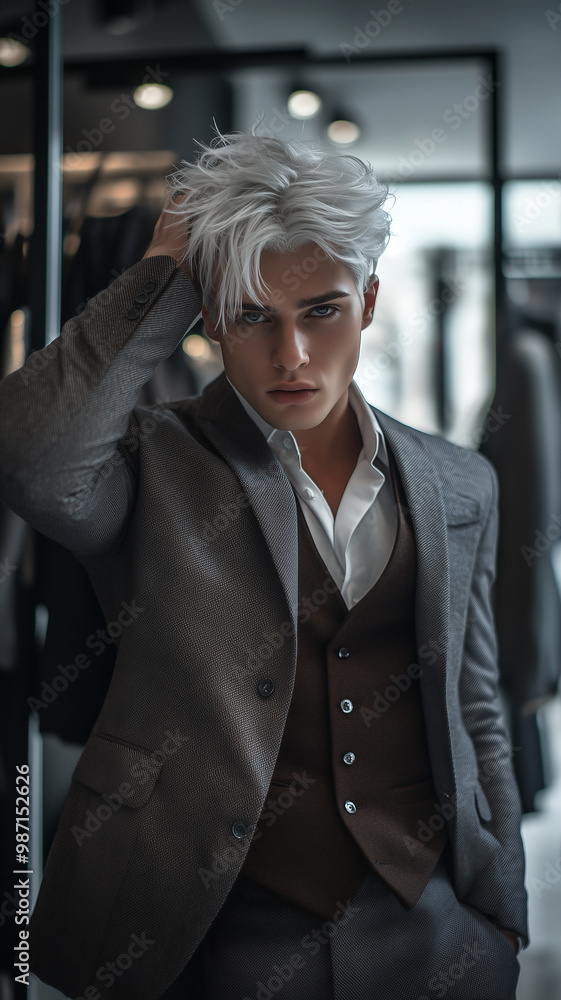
[239,290,351,313]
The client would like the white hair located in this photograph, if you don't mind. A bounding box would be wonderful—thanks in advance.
[164,128,393,335]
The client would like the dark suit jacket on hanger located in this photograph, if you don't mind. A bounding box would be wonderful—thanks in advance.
[479,328,561,709]
[0,256,528,1000]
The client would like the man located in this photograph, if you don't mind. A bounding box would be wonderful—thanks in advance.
[0,132,527,999]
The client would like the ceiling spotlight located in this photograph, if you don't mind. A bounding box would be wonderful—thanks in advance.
[287,90,322,119]
[133,83,174,110]
[0,38,30,67]
[327,119,361,146]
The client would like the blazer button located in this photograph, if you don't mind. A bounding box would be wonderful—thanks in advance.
[142,280,156,292]
[344,800,357,814]
[231,821,248,839]
[134,292,149,304]
[258,678,275,697]
[343,752,356,765]
[126,307,141,320]
[340,699,353,713]
[337,647,350,659]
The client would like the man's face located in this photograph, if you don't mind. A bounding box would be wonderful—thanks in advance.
[201,243,378,432]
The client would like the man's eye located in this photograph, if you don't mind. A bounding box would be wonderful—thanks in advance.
[234,305,336,325]
[310,305,336,317]
[239,311,265,325]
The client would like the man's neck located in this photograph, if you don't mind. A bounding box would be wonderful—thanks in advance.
[292,391,363,474]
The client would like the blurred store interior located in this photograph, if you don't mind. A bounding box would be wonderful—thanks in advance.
[0,0,560,997]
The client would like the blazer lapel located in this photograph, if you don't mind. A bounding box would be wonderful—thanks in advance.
[196,371,299,637]
[372,405,455,796]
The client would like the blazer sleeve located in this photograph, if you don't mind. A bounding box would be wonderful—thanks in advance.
[459,455,529,943]
[0,255,202,558]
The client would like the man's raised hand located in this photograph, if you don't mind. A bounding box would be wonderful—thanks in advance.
[143,190,201,295]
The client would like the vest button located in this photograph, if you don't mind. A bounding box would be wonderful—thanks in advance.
[343,752,356,765]
[344,800,357,814]
[231,821,248,839]
[134,291,149,304]
[258,678,275,697]
[141,280,156,292]
[126,307,141,320]
[340,699,353,713]
[337,647,350,659]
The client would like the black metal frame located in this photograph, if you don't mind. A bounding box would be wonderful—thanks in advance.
[29,1,63,354]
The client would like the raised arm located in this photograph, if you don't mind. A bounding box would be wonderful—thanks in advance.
[0,194,202,558]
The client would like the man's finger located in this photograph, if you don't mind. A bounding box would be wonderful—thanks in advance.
[166,189,188,208]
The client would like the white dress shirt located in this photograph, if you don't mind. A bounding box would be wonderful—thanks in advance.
[227,376,398,610]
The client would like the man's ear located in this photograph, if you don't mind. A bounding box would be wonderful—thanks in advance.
[361,274,379,330]
[201,304,220,342]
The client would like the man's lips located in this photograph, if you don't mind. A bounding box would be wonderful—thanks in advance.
[267,388,319,404]
[268,383,317,391]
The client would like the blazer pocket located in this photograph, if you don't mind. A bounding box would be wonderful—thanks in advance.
[473,781,493,822]
[71,733,165,808]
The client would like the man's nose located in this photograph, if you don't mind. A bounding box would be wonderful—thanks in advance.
[271,321,309,368]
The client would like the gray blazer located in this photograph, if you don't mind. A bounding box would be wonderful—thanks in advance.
[0,255,528,1000]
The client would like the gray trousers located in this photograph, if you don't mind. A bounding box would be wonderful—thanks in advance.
[164,843,520,1000]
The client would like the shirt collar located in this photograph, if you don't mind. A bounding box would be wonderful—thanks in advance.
[226,373,389,470]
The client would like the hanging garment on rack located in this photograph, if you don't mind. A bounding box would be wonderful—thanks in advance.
[479,328,561,811]
[61,204,157,324]
[479,327,561,709]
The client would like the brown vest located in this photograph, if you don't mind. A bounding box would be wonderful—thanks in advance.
[240,446,447,918]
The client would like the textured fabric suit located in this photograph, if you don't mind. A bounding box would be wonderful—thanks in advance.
[0,255,528,999]
[238,449,448,916]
